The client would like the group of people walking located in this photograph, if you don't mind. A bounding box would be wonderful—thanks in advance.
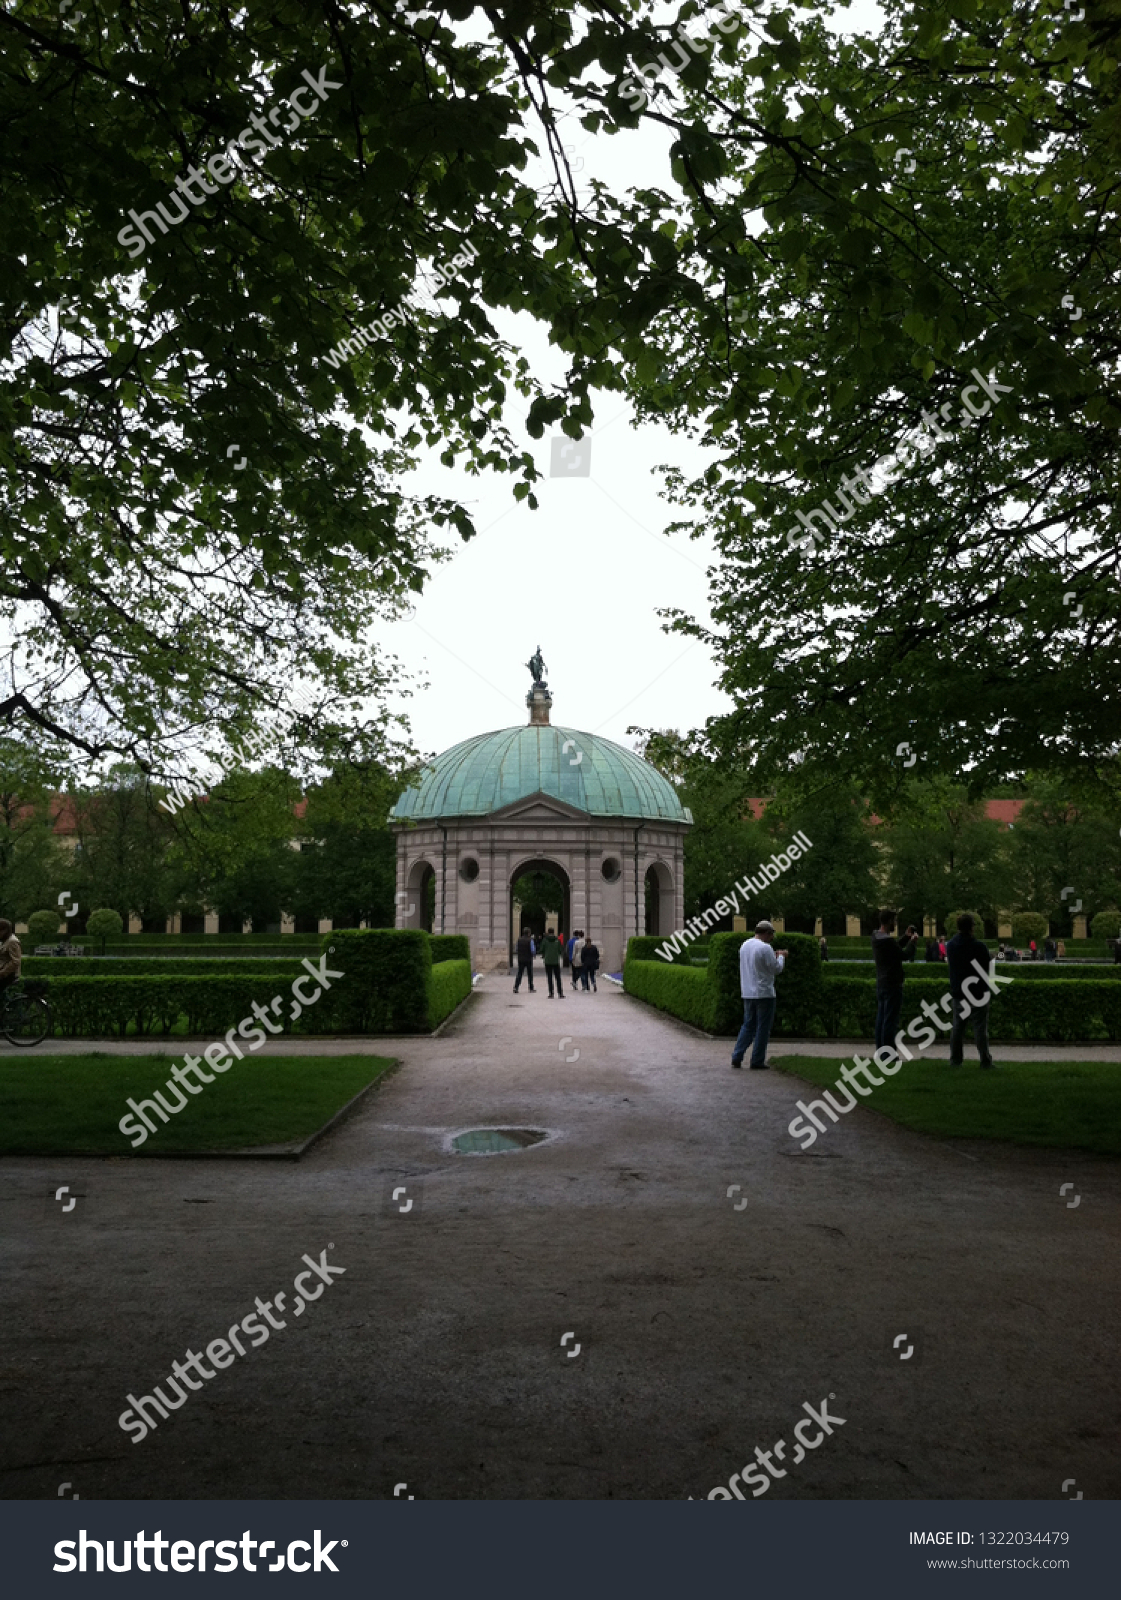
[512,929,600,997]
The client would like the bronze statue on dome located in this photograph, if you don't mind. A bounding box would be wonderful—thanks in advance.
[526,646,547,686]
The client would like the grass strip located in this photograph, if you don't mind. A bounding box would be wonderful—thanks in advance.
[0,1052,394,1155]
[774,1054,1121,1157]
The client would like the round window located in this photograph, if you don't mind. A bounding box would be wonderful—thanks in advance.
[601,857,622,883]
[459,857,480,883]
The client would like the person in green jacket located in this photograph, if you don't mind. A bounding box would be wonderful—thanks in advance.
[541,930,565,998]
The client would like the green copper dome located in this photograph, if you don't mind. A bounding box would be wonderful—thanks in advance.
[389,724,690,824]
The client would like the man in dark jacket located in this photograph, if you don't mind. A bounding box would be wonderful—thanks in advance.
[580,936,599,991]
[946,913,995,1068]
[513,928,535,994]
[871,911,918,1050]
[541,930,565,997]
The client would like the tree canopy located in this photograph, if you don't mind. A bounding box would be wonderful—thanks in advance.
[618,0,1121,799]
[4,0,1118,809]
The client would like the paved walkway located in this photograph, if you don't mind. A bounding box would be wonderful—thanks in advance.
[2,975,1118,1500]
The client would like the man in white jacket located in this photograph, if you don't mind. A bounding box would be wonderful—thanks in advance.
[731,921,788,1071]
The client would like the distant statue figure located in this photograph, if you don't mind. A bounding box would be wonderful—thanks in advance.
[527,646,547,685]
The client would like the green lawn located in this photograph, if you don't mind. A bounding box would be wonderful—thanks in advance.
[775,1054,1121,1157]
[0,1052,395,1155]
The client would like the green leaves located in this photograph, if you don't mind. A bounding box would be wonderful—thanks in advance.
[612,0,1121,796]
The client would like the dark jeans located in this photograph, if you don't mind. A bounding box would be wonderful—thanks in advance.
[874,987,904,1052]
[513,960,534,992]
[581,967,594,990]
[732,996,776,1067]
[546,965,564,997]
[950,994,992,1065]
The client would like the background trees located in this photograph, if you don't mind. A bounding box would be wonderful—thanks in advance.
[0,738,65,922]
[637,730,1120,936]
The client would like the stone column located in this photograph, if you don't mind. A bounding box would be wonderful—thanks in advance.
[814,916,823,937]
[317,918,333,934]
[128,913,143,934]
[280,913,295,933]
[204,911,219,934]
[845,914,861,937]
[1073,913,1088,939]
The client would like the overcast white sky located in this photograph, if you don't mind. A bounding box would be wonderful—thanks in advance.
[380,129,724,761]
[378,0,882,761]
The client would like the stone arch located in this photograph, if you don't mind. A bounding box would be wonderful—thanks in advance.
[403,857,436,933]
[509,855,571,961]
[644,859,676,936]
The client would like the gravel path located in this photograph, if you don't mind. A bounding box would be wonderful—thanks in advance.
[2,974,1118,1500]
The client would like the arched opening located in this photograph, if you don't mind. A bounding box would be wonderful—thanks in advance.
[509,858,570,963]
[644,861,675,935]
[404,860,436,933]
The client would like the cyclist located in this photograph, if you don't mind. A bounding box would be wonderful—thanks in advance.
[0,918,22,996]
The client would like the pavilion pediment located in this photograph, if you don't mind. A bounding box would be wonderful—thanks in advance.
[487,790,589,824]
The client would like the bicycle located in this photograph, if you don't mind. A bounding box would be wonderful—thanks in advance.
[0,980,51,1046]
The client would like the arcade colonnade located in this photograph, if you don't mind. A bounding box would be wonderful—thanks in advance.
[393,804,685,975]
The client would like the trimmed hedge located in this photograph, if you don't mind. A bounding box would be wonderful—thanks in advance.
[626,930,823,1036]
[623,962,713,1030]
[705,931,824,1034]
[83,942,322,959]
[35,975,323,1039]
[312,928,429,1033]
[817,959,1121,980]
[428,934,471,965]
[625,935,705,966]
[428,959,472,1028]
[24,957,306,978]
[626,940,1121,1042]
[820,975,1121,1043]
[31,930,471,1037]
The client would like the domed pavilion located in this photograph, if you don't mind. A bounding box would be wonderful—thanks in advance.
[388,655,692,972]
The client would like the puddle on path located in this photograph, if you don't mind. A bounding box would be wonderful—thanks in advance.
[451,1127,548,1155]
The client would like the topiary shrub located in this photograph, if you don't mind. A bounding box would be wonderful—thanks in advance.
[707,929,824,1035]
[85,907,124,954]
[27,909,62,945]
[1011,911,1049,944]
[314,928,432,1033]
[1090,909,1121,941]
[944,910,985,937]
